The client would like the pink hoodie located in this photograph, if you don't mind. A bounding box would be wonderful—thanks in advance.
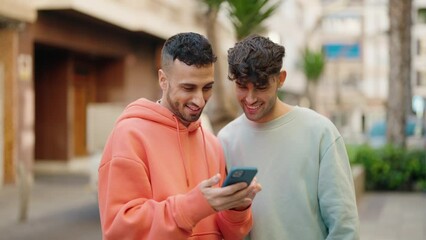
[98,98,252,239]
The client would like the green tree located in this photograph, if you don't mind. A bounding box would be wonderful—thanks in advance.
[227,0,281,40]
[387,0,412,147]
[300,48,325,110]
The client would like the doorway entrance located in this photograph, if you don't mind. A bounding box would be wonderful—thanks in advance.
[34,44,118,161]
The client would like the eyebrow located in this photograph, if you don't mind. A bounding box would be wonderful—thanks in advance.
[180,83,196,88]
[180,82,214,88]
[236,80,269,88]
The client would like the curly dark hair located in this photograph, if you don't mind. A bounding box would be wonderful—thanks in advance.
[227,34,285,87]
[161,32,217,69]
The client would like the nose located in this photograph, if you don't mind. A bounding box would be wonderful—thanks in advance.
[192,90,206,108]
[245,89,257,104]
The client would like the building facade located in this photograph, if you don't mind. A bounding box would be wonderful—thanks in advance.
[271,0,424,144]
[0,0,235,186]
[412,0,426,141]
[413,1,426,101]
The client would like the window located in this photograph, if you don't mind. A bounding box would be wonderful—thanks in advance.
[418,8,426,24]
[417,71,426,86]
[417,39,426,56]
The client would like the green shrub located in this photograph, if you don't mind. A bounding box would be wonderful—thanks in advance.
[348,144,426,191]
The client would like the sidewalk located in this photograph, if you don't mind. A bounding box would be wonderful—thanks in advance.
[0,172,425,240]
[358,192,426,240]
[0,173,101,240]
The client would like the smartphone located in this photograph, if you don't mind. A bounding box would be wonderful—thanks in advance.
[222,167,258,187]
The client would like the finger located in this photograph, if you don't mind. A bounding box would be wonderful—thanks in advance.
[245,183,262,200]
[221,182,248,196]
[248,177,258,187]
[217,197,251,211]
[200,173,221,189]
[229,198,253,211]
[226,186,253,203]
[210,187,252,211]
[247,179,262,193]
[248,188,258,199]
[251,183,262,193]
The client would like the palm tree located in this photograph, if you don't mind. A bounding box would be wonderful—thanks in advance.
[201,0,239,133]
[300,47,326,110]
[227,0,281,40]
[387,0,412,147]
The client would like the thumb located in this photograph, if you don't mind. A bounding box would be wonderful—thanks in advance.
[201,173,221,188]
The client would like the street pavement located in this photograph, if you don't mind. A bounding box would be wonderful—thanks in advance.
[0,172,425,240]
[358,192,426,240]
[0,173,101,240]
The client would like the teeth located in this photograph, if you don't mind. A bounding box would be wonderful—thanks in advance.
[187,105,200,111]
[246,104,260,110]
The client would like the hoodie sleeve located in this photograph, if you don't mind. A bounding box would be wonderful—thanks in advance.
[98,156,217,240]
[216,209,253,239]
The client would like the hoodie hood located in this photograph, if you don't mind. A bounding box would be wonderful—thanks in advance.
[115,98,210,188]
[117,98,202,132]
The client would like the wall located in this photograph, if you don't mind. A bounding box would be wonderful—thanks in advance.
[123,44,160,103]
[0,29,18,184]
[86,103,124,154]
[0,64,4,187]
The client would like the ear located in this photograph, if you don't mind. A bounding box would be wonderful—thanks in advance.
[158,69,168,90]
[278,71,287,87]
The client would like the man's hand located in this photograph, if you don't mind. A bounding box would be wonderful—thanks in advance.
[232,177,262,211]
[199,174,262,211]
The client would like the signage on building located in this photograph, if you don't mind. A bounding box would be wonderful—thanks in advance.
[323,43,360,59]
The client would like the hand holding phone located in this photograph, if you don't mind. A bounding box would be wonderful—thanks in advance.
[222,167,258,187]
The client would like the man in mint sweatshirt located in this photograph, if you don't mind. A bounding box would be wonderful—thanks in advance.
[218,34,360,240]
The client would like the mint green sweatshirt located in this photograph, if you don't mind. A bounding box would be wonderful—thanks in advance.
[218,106,359,240]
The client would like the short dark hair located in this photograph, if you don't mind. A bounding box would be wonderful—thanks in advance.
[227,34,285,87]
[161,32,217,69]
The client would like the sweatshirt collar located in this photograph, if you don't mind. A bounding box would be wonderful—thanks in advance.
[244,106,300,130]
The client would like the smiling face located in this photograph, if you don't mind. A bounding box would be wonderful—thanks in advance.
[235,73,286,123]
[159,59,214,126]
[227,35,287,123]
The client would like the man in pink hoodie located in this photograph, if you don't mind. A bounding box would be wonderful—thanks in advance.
[98,32,262,240]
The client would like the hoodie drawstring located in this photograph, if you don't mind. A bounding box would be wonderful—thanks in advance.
[173,116,211,189]
[199,125,211,178]
[173,116,190,188]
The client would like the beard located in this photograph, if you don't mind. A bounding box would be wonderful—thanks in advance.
[166,93,202,126]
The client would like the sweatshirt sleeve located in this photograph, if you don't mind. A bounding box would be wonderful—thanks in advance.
[98,156,217,240]
[318,136,360,240]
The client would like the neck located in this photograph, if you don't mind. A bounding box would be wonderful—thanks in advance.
[276,99,292,117]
